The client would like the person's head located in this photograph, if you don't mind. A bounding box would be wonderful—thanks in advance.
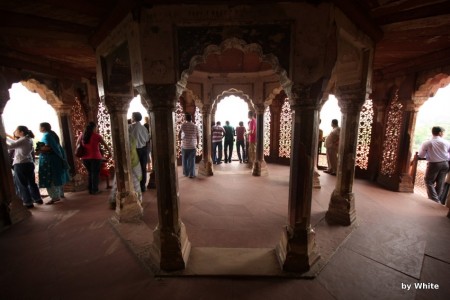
[83,122,97,144]
[39,122,51,133]
[248,111,254,119]
[185,114,192,122]
[132,112,142,122]
[239,121,244,126]
[216,121,221,125]
[431,126,445,136]
[144,116,149,123]
[331,119,338,128]
[225,121,230,125]
[15,125,34,138]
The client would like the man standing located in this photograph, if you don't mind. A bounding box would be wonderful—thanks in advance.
[178,114,199,178]
[235,121,247,163]
[223,121,235,163]
[247,111,257,166]
[129,112,150,192]
[418,126,450,203]
[212,121,225,164]
[324,119,340,175]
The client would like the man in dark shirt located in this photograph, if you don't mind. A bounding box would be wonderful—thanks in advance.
[223,121,235,163]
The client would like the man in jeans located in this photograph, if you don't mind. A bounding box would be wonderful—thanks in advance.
[129,112,150,192]
[212,121,225,164]
[418,126,450,203]
[223,121,235,163]
[235,121,247,163]
[247,111,257,167]
[178,114,199,178]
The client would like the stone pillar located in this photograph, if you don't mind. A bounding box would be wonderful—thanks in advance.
[252,104,268,176]
[147,84,191,271]
[397,102,420,192]
[104,95,143,223]
[276,84,320,272]
[326,87,365,226]
[55,105,77,176]
[198,104,213,176]
[0,89,30,229]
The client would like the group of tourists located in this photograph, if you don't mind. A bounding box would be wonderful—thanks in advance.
[6,122,70,208]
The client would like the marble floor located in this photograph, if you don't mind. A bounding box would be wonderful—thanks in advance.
[0,163,449,300]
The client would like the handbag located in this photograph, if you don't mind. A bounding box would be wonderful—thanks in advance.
[75,142,86,158]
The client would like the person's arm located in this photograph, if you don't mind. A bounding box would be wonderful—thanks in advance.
[418,142,427,158]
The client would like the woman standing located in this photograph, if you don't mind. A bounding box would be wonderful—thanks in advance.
[78,122,111,195]
[7,126,43,208]
[38,122,70,204]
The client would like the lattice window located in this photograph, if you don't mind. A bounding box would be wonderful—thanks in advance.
[70,98,87,174]
[356,99,374,170]
[175,100,185,159]
[194,106,203,156]
[278,98,292,158]
[97,101,114,169]
[264,106,271,156]
[380,91,403,176]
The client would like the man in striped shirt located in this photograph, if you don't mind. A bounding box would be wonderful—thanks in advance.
[212,121,225,164]
[178,114,199,178]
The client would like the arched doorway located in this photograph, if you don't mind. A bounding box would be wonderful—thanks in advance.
[214,95,250,162]
[3,83,60,141]
[319,95,341,169]
[412,84,450,198]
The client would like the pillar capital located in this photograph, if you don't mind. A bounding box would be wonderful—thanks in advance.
[254,103,266,114]
[201,103,211,114]
[137,84,177,112]
[104,94,132,113]
[285,82,322,110]
[336,85,366,113]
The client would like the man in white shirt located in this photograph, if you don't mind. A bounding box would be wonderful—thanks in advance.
[129,112,151,192]
[178,114,199,178]
[324,119,340,175]
[418,126,450,203]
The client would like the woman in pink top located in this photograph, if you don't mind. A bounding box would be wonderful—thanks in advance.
[78,122,111,195]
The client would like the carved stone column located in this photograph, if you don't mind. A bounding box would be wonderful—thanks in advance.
[276,83,320,272]
[104,95,143,223]
[198,104,213,176]
[0,89,30,229]
[252,104,268,176]
[398,100,422,192]
[146,84,191,271]
[55,104,80,188]
[326,86,365,226]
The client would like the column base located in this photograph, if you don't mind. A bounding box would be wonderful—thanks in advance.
[64,173,87,192]
[398,173,414,193]
[252,160,268,176]
[313,170,321,189]
[198,159,213,176]
[152,221,191,271]
[147,171,156,189]
[9,196,31,225]
[326,191,356,226]
[115,191,143,223]
[276,225,320,273]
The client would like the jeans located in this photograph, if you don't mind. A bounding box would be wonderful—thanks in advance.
[224,140,234,162]
[13,162,42,205]
[136,146,148,191]
[182,148,196,177]
[212,141,223,163]
[83,159,102,194]
[424,161,449,202]
[236,140,246,162]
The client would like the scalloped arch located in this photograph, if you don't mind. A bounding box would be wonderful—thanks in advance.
[178,37,291,90]
[264,86,285,107]
[211,88,254,116]
[415,73,450,101]
[20,79,63,108]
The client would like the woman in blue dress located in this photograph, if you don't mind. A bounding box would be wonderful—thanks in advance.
[37,122,70,204]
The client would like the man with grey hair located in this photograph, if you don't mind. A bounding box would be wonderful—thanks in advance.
[129,112,150,192]
[419,126,450,203]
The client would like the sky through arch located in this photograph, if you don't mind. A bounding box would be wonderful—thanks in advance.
[3,83,59,142]
[215,95,249,128]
